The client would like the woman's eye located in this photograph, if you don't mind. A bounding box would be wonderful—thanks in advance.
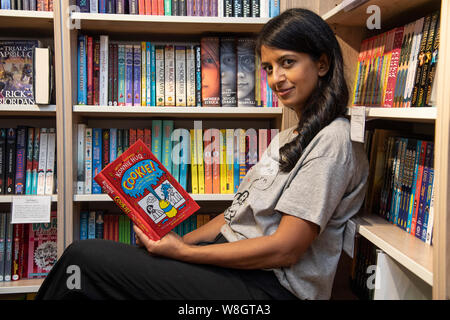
[262,65,272,74]
[282,59,294,67]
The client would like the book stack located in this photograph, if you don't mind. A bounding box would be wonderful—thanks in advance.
[367,129,435,244]
[0,211,57,282]
[0,127,57,196]
[79,210,215,243]
[77,36,279,108]
[76,121,278,196]
[0,0,53,10]
[352,11,440,108]
[75,0,280,17]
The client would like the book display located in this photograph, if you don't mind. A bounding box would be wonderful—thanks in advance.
[0,0,449,300]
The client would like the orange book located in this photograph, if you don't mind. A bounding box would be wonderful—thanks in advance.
[94,140,200,241]
[139,0,146,14]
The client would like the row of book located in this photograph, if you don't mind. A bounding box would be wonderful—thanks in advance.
[76,0,280,17]
[79,210,214,243]
[352,11,440,108]
[77,36,279,108]
[0,211,57,282]
[0,127,57,195]
[349,235,377,300]
[367,130,435,244]
[76,121,279,195]
[0,0,52,10]
[0,40,54,105]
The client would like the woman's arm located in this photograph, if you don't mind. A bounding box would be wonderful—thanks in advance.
[182,213,225,245]
[134,213,319,269]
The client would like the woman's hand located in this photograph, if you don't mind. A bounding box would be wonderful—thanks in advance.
[133,225,188,260]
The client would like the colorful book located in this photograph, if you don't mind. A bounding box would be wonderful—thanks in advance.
[190,129,198,194]
[164,45,176,106]
[92,128,103,194]
[201,37,220,106]
[133,44,141,106]
[45,128,56,195]
[94,139,200,241]
[186,44,196,106]
[220,37,237,107]
[85,127,93,194]
[152,120,163,162]
[175,46,187,106]
[155,45,165,106]
[237,38,256,107]
[162,120,174,175]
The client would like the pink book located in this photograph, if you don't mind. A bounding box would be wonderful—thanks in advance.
[383,27,405,108]
[258,129,268,161]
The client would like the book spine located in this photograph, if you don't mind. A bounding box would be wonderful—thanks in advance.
[425,178,436,244]
[164,0,171,15]
[113,44,118,106]
[384,27,404,107]
[164,45,175,106]
[141,42,147,106]
[95,211,104,239]
[133,44,141,106]
[187,0,194,15]
[24,128,34,195]
[151,44,157,106]
[201,37,220,106]
[125,44,133,106]
[224,0,233,16]
[146,42,152,106]
[0,129,5,194]
[84,128,93,194]
[4,214,13,281]
[77,123,86,194]
[233,0,242,17]
[118,44,126,106]
[203,129,213,193]
[116,0,125,13]
[237,38,256,107]
[87,36,94,105]
[11,224,21,280]
[233,130,240,192]
[186,45,196,106]
[425,18,440,107]
[102,129,110,170]
[14,127,27,195]
[410,140,426,234]
[175,46,187,106]
[155,45,165,106]
[162,120,173,174]
[219,129,227,194]
[108,43,114,106]
[5,128,16,195]
[31,128,40,195]
[0,214,5,281]
[80,211,88,240]
[44,128,56,195]
[220,37,237,107]
[145,0,152,14]
[110,128,117,163]
[179,129,189,190]
[92,128,103,194]
[196,127,205,194]
[190,129,198,194]
[151,120,163,161]
[36,128,48,195]
[239,128,246,185]
[225,129,234,194]
[78,35,87,105]
[420,167,434,242]
[195,45,202,106]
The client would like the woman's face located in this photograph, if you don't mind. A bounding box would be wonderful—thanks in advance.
[260,45,327,114]
[202,50,220,98]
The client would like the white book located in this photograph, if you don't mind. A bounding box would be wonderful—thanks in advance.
[84,127,93,194]
[164,45,175,106]
[34,47,51,105]
[77,123,86,194]
[175,46,186,106]
[425,178,436,245]
[45,128,56,195]
[99,35,109,106]
[260,0,270,18]
[404,18,425,105]
[37,128,48,195]
[90,0,98,12]
[186,44,196,107]
[155,45,165,106]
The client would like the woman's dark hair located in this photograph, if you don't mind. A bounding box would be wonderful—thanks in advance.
[256,8,349,172]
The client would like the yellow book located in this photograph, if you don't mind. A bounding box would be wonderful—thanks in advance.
[141,41,146,106]
[220,129,227,194]
[190,129,198,194]
[225,129,234,194]
[196,128,205,194]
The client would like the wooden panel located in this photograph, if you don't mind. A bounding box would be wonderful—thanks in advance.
[433,0,450,300]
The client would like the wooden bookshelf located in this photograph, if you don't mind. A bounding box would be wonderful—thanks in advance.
[0,104,57,117]
[347,106,437,122]
[0,9,53,32]
[73,193,234,202]
[0,279,44,294]
[0,195,58,203]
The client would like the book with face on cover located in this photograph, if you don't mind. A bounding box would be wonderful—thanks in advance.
[94,139,200,241]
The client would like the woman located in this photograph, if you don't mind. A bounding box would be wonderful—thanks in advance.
[36,8,368,300]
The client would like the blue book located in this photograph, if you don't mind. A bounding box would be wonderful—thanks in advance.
[146,42,152,106]
[88,211,96,239]
[151,120,162,162]
[78,35,87,105]
[25,128,34,195]
[269,0,280,17]
[179,129,190,190]
[92,128,103,194]
[14,127,27,195]
[407,140,422,233]
[110,128,117,162]
[150,43,156,107]
[1,0,11,9]
[77,0,90,12]
[195,45,202,106]
[80,211,89,240]
[118,45,126,106]
[162,120,174,175]
[133,44,141,106]
[234,134,240,193]
[95,211,104,239]
[99,0,106,13]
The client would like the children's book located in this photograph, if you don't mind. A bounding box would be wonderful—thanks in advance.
[94,139,200,241]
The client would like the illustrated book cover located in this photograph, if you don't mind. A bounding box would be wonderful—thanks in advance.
[94,139,200,241]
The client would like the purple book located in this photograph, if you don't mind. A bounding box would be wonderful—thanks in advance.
[186,0,194,16]
[195,0,202,15]
[125,45,133,106]
[133,44,141,106]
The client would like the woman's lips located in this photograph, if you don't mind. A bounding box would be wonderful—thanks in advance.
[276,87,294,98]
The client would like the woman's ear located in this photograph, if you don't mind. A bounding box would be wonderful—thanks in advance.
[317,54,330,77]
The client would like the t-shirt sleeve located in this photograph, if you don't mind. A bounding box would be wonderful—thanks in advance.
[274,156,351,235]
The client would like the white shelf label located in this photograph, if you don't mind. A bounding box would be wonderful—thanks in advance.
[350,106,366,143]
[11,196,52,224]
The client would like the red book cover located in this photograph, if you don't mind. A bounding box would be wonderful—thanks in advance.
[152,0,158,15]
[144,128,151,150]
[94,139,200,241]
[145,0,152,14]
[158,0,164,15]
[139,0,146,14]
[383,27,405,107]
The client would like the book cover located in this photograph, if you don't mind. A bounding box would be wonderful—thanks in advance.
[118,44,126,106]
[44,128,56,195]
[237,38,256,107]
[14,126,27,195]
[27,211,57,279]
[201,37,220,106]
[0,40,40,105]
[133,44,141,106]
[0,128,5,194]
[92,128,103,194]
[164,45,176,106]
[152,120,163,161]
[190,129,198,193]
[85,127,93,194]
[5,128,16,195]
[155,45,165,106]
[220,37,237,107]
[175,46,187,106]
[186,44,196,106]
[94,139,200,241]
[125,44,133,106]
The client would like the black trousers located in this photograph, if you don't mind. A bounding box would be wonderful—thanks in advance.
[35,234,298,300]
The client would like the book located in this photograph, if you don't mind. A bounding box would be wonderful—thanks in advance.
[175,46,187,106]
[14,127,27,195]
[201,37,220,106]
[220,37,237,107]
[0,40,40,105]
[94,139,200,241]
[44,128,56,195]
[165,45,176,106]
[237,38,256,107]
[77,123,86,194]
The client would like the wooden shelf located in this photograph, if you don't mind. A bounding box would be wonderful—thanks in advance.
[0,104,56,116]
[0,9,53,32]
[71,13,270,35]
[74,193,234,202]
[0,194,58,203]
[322,0,440,27]
[347,107,437,122]
[354,214,433,286]
[73,105,282,119]
[0,278,44,294]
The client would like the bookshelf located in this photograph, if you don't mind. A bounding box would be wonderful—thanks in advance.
[0,7,65,295]
[317,0,449,299]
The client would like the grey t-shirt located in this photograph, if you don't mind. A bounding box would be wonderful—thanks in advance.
[220,117,369,300]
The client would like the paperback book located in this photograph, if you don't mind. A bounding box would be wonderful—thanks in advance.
[94,139,200,241]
